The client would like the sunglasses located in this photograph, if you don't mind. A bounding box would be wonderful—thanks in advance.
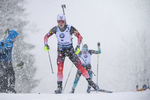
[58,20,65,24]
[82,47,88,51]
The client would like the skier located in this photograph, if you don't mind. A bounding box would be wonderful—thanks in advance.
[44,14,100,94]
[136,84,148,91]
[71,44,101,93]
[0,29,19,93]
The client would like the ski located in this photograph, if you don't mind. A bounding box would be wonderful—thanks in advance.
[90,89,113,93]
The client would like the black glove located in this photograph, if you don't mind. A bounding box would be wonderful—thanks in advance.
[86,65,91,71]
[1,42,4,46]
[97,42,100,47]
[45,44,49,49]
[75,45,80,50]
[136,85,138,89]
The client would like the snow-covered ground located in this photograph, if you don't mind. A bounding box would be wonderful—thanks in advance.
[0,90,150,100]
[1,1,150,100]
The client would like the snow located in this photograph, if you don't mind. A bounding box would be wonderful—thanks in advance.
[0,90,150,100]
[1,1,150,100]
[23,0,150,93]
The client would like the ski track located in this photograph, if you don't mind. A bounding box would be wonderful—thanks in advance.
[0,90,150,100]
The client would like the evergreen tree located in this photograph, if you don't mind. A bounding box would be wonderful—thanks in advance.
[0,0,38,93]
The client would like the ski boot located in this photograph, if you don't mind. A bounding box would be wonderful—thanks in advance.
[86,78,99,90]
[87,86,91,93]
[54,81,62,94]
[70,88,75,93]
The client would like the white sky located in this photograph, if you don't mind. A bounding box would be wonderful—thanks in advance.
[24,0,150,93]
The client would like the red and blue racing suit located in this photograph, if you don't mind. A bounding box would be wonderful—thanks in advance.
[44,24,90,82]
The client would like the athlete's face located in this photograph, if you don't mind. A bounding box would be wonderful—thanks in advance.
[82,47,88,54]
[58,20,65,28]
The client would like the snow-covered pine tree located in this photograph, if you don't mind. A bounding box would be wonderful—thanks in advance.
[0,0,38,93]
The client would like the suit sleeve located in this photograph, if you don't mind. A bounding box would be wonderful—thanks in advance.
[89,48,101,55]
[44,26,57,45]
[70,26,82,46]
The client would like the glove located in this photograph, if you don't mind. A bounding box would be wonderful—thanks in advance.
[44,44,50,51]
[86,65,91,71]
[1,42,4,46]
[97,42,100,47]
[75,45,80,54]
[136,85,138,89]
[17,61,24,67]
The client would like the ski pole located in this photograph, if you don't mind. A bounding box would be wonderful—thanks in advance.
[63,64,73,92]
[48,51,54,74]
[61,4,67,23]
[81,41,84,47]
[97,42,100,85]
[92,71,96,76]
[13,66,23,70]
[61,4,66,15]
